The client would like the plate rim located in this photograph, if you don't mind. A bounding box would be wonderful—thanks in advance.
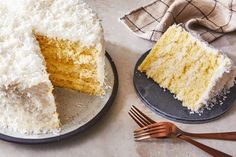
[133,50,236,124]
[0,52,118,144]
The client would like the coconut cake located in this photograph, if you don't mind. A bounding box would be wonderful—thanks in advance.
[139,25,236,112]
[0,0,105,134]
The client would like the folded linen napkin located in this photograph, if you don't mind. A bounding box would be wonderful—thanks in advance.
[120,0,236,43]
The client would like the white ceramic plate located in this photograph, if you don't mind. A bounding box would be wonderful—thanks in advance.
[0,53,118,144]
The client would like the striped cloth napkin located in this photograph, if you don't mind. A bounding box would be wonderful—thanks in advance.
[120,0,236,43]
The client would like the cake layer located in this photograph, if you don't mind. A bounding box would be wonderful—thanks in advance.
[36,35,97,64]
[45,60,97,79]
[46,60,101,94]
[139,25,236,112]
[50,75,101,94]
[36,35,104,95]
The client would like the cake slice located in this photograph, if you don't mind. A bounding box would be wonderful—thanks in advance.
[0,11,60,134]
[139,25,236,112]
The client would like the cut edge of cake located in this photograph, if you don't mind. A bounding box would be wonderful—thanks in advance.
[139,25,236,112]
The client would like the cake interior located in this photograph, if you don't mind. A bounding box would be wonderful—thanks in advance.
[36,35,103,95]
[139,26,224,110]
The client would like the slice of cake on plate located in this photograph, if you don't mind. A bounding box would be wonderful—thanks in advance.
[0,0,105,134]
[139,25,236,112]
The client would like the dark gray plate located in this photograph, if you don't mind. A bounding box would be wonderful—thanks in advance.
[134,50,236,124]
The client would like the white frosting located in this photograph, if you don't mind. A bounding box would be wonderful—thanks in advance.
[0,8,50,92]
[0,84,60,134]
[2,0,104,47]
[0,7,59,134]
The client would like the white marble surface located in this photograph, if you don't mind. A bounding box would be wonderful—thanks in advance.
[1,0,236,157]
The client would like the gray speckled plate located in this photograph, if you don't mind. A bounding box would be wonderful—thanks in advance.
[0,52,118,144]
[134,50,236,124]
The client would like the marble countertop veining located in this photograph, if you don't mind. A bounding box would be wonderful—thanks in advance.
[1,0,236,157]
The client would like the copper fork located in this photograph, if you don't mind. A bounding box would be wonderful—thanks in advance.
[134,121,236,141]
[129,105,232,157]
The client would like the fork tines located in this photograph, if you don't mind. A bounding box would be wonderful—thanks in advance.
[128,105,155,127]
[134,123,168,141]
[129,105,167,141]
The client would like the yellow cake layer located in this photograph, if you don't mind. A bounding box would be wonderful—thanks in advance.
[36,35,97,63]
[139,26,221,110]
[50,74,101,94]
[45,58,97,79]
[36,35,103,95]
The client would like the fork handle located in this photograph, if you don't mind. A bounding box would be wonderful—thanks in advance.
[182,132,236,141]
[178,135,232,157]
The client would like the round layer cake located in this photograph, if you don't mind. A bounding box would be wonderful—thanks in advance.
[0,0,105,134]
